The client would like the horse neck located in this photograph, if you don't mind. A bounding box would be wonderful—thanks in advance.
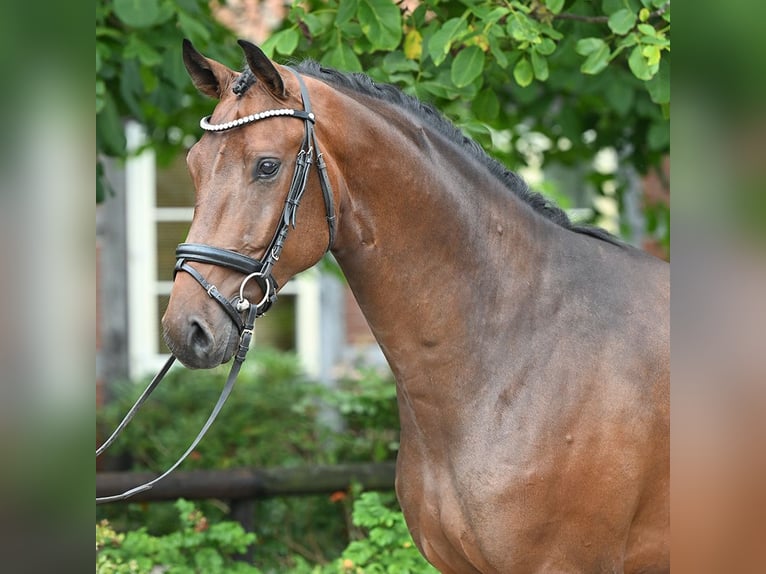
[322,92,561,377]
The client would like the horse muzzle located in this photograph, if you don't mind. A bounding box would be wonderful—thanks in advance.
[162,303,239,369]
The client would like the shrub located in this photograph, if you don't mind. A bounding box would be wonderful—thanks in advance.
[97,494,437,574]
[335,492,438,574]
[97,349,401,569]
[96,499,260,573]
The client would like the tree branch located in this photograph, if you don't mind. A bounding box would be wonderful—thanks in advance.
[550,1,670,25]
[552,13,609,24]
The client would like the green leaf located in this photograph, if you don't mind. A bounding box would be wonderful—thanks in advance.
[513,57,534,87]
[427,18,466,66]
[472,89,499,122]
[604,75,635,116]
[546,0,565,14]
[642,45,661,66]
[325,44,363,72]
[639,34,670,47]
[419,80,451,99]
[162,43,188,90]
[124,34,162,67]
[530,50,549,81]
[645,57,670,104]
[299,11,325,36]
[275,28,300,55]
[451,46,485,88]
[647,120,669,151]
[488,35,509,68]
[178,10,211,43]
[628,45,652,80]
[536,38,557,56]
[539,23,564,41]
[336,0,359,26]
[580,43,610,75]
[96,160,109,203]
[96,26,122,40]
[358,0,402,51]
[602,0,640,15]
[382,51,419,74]
[576,37,607,56]
[119,59,144,119]
[608,9,637,35]
[140,66,159,94]
[472,6,510,25]
[617,33,639,49]
[96,92,126,157]
[96,80,106,114]
[113,0,160,28]
[507,17,535,43]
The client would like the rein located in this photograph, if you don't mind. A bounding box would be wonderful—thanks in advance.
[96,68,335,504]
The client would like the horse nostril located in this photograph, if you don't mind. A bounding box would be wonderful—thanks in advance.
[188,317,214,357]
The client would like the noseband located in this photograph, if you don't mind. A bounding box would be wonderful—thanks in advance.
[97,68,336,503]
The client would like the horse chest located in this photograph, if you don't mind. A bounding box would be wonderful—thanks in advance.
[394,403,647,573]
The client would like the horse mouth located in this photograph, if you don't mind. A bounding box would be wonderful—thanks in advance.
[162,313,239,369]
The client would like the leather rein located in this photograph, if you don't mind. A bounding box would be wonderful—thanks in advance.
[96,68,336,503]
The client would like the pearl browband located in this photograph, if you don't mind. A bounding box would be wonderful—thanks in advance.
[199,108,315,132]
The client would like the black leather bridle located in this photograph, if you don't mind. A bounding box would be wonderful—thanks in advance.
[96,68,336,503]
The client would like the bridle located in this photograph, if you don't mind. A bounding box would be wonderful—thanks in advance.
[96,68,336,504]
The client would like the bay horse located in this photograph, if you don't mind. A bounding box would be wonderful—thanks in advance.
[163,40,669,573]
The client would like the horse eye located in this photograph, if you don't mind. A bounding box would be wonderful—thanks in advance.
[254,158,280,179]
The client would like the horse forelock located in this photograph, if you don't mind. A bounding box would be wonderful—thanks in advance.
[232,68,256,96]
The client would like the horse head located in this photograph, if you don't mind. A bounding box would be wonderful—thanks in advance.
[162,40,338,368]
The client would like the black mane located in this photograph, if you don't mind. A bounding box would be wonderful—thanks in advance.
[235,62,620,244]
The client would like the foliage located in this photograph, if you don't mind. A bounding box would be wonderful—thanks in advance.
[263,0,670,251]
[98,350,398,472]
[97,494,436,574]
[97,349,400,569]
[96,499,260,573]
[96,0,669,252]
[99,351,327,472]
[96,0,240,201]
[333,492,438,574]
[311,364,400,463]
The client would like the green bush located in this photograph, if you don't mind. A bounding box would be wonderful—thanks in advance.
[97,350,400,570]
[312,364,400,463]
[334,492,438,574]
[97,494,437,574]
[97,499,260,573]
[98,350,399,472]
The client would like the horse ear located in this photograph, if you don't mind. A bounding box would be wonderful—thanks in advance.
[182,39,236,99]
[238,39,286,99]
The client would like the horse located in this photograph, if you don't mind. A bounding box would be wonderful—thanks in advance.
[162,39,670,573]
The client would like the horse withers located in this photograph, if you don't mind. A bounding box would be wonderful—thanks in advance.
[162,40,669,573]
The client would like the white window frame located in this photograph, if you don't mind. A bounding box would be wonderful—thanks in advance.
[124,122,325,381]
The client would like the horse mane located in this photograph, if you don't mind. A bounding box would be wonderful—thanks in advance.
[234,63,621,245]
